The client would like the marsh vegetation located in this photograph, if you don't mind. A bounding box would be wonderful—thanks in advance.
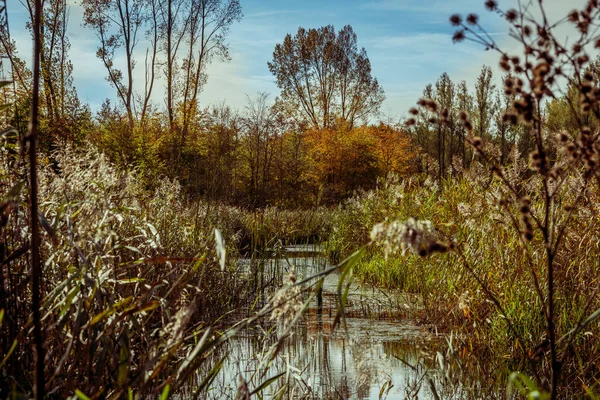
[2,0,600,398]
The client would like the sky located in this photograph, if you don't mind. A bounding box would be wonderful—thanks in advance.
[5,0,585,120]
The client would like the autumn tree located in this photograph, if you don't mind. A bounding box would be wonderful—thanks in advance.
[303,121,414,205]
[371,122,414,177]
[268,25,384,129]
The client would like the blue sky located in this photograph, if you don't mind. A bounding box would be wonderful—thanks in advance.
[6,0,580,119]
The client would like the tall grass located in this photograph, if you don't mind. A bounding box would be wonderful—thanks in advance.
[327,159,600,396]
[0,143,333,397]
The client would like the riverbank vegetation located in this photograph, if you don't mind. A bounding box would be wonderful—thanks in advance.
[3,0,600,398]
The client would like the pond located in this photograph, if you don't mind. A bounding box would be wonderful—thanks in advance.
[205,245,448,399]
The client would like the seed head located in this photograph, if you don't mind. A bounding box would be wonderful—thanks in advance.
[529,151,543,170]
[485,0,498,11]
[441,108,449,120]
[453,30,466,43]
[500,54,511,71]
[466,13,479,25]
[578,55,590,66]
[502,112,518,125]
[450,14,463,26]
[506,9,518,22]
[569,10,580,22]
[558,131,570,143]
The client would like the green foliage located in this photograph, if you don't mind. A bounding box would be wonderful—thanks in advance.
[328,161,600,396]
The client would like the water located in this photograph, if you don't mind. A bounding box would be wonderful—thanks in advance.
[208,246,444,399]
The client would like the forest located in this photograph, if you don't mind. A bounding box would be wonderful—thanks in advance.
[2,0,600,399]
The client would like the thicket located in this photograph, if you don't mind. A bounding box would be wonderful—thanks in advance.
[326,0,600,397]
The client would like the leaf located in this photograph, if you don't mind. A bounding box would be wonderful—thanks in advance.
[90,296,133,326]
[195,356,225,394]
[0,339,17,369]
[333,247,364,331]
[160,384,170,400]
[379,381,388,400]
[177,328,212,379]
[38,211,56,239]
[117,278,145,284]
[214,228,226,271]
[250,372,285,395]
[507,371,550,400]
[118,340,129,386]
[124,246,143,255]
[75,390,91,400]
[0,80,12,89]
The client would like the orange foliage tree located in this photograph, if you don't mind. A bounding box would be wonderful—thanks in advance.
[303,122,414,204]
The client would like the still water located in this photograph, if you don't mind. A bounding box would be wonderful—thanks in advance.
[208,245,443,399]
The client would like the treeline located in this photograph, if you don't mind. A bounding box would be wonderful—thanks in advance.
[408,59,600,179]
[408,66,535,178]
[0,6,415,207]
[0,0,597,208]
[89,95,415,207]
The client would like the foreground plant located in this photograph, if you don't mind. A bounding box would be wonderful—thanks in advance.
[396,0,600,397]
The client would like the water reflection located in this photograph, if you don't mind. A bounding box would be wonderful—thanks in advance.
[208,247,440,399]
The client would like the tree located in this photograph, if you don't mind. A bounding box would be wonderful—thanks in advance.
[455,80,472,166]
[157,0,188,132]
[435,72,455,180]
[473,65,496,140]
[371,122,414,177]
[178,0,243,157]
[268,25,384,129]
[240,93,278,208]
[82,0,148,132]
[21,0,89,147]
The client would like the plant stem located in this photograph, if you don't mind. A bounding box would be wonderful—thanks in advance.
[28,0,44,396]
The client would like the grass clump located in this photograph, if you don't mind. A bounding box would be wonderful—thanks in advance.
[0,143,306,397]
[328,157,600,396]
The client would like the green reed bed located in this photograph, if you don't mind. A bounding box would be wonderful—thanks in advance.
[327,164,600,397]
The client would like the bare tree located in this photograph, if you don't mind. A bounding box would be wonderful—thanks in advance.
[82,0,147,130]
[178,0,242,160]
[241,92,277,207]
